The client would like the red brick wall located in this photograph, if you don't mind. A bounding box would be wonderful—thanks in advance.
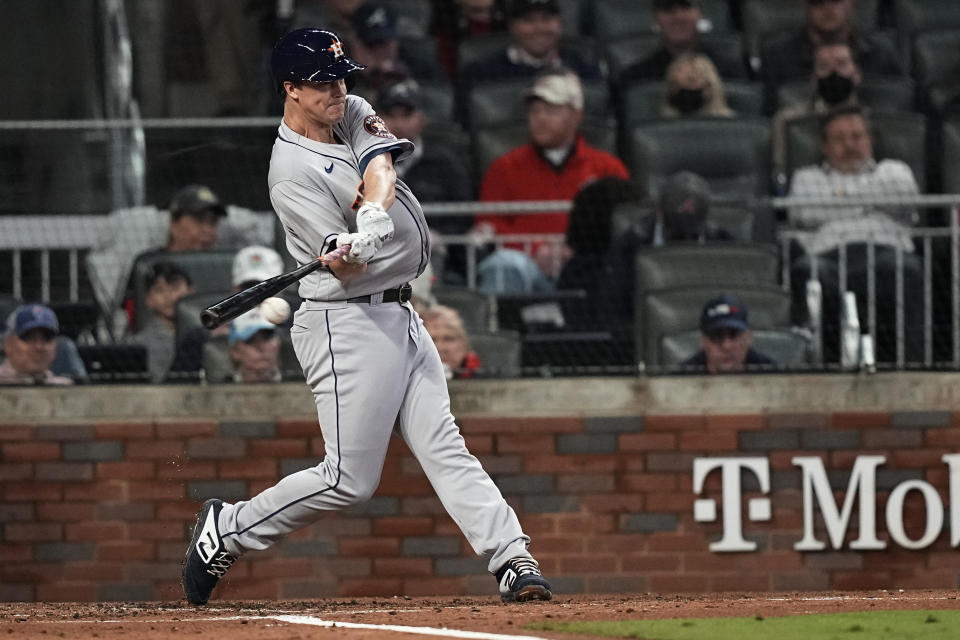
[1,410,958,602]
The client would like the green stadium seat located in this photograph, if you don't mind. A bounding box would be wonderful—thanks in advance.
[894,0,960,58]
[626,117,771,198]
[469,330,521,378]
[912,30,960,114]
[775,78,917,114]
[433,287,494,333]
[942,116,960,194]
[634,244,780,295]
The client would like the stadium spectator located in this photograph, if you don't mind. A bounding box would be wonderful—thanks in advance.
[127,261,194,383]
[787,106,918,257]
[347,2,415,103]
[473,69,628,291]
[122,185,227,328]
[787,105,923,363]
[772,41,862,175]
[556,177,644,331]
[617,0,748,87]
[0,305,72,386]
[654,171,734,244]
[226,308,282,383]
[681,294,776,373]
[420,305,482,379]
[378,80,473,207]
[294,0,365,44]
[660,52,734,118]
[759,0,903,113]
[431,0,507,81]
[50,337,89,385]
[457,0,602,124]
[168,245,285,381]
[378,80,473,283]
[194,0,262,116]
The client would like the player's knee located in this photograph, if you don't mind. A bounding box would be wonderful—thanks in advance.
[335,471,380,505]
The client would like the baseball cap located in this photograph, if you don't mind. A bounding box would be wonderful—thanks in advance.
[509,0,560,20]
[525,69,584,110]
[658,171,710,219]
[169,184,227,219]
[232,246,285,288]
[229,307,276,346]
[353,2,397,46]
[377,80,423,112]
[699,295,749,334]
[6,304,59,338]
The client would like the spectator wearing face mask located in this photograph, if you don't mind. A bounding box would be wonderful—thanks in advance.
[660,53,733,118]
[760,0,903,114]
[772,41,862,175]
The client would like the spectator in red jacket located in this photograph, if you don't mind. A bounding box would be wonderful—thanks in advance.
[473,68,629,287]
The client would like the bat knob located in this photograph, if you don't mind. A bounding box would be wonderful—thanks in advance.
[200,309,221,330]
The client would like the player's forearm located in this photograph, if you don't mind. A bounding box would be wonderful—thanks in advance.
[362,152,397,211]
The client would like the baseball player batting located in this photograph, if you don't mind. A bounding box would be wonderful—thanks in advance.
[181,28,551,605]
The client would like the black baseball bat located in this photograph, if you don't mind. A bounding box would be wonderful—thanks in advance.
[200,245,350,329]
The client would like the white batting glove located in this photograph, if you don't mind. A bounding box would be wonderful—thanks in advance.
[356,201,394,242]
[336,232,380,264]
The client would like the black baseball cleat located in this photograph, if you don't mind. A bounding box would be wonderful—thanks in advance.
[182,499,236,605]
[495,557,552,603]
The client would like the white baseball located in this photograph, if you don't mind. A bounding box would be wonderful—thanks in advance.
[259,297,291,324]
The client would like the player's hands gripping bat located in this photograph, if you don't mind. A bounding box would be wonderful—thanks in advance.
[337,201,394,264]
[200,244,350,329]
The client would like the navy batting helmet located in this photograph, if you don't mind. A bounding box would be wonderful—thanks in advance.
[270,29,365,93]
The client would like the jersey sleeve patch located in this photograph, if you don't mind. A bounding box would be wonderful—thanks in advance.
[363,114,395,139]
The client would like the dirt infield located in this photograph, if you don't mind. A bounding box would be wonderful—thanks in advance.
[2,591,958,639]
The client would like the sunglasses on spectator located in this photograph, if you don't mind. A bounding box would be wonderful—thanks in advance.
[705,327,744,344]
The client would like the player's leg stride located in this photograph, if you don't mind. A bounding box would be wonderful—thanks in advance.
[182,499,236,605]
[495,557,552,603]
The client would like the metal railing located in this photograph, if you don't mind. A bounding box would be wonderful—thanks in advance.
[3,182,960,372]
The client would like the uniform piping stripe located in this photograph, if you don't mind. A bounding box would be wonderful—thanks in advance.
[394,189,429,277]
[223,310,342,539]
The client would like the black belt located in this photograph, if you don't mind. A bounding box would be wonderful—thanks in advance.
[306,283,413,304]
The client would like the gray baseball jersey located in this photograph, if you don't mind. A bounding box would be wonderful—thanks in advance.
[216,94,534,574]
[269,96,429,299]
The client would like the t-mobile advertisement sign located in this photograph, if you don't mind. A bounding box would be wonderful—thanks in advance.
[692,455,960,553]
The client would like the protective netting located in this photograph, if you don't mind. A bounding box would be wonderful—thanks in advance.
[2,0,960,383]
